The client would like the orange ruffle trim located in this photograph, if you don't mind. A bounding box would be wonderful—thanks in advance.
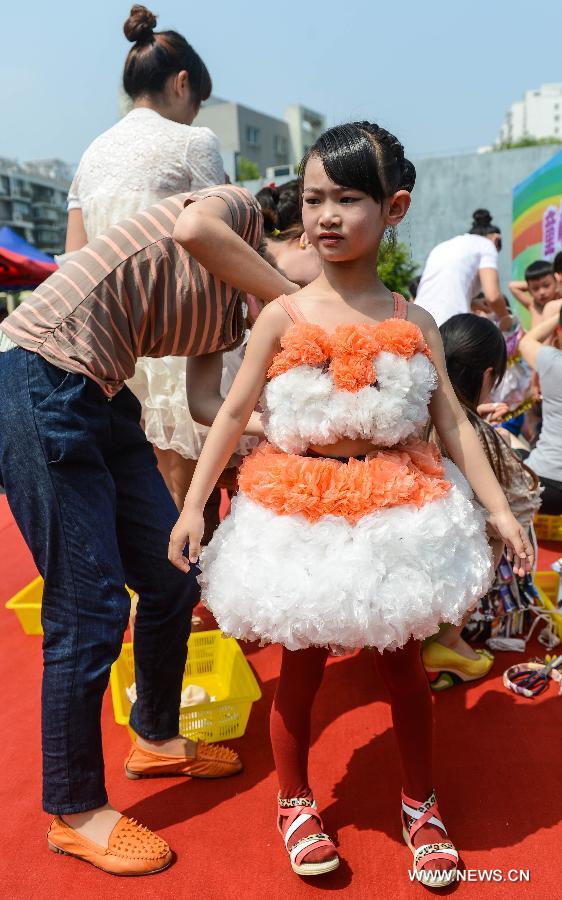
[238,441,451,524]
[267,320,432,392]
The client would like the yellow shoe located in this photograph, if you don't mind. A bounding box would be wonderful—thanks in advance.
[422,642,494,691]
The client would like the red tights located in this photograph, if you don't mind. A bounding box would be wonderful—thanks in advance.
[270,640,440,865]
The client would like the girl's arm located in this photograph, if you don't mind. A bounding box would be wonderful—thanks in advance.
[186,352,264,437]
[173,196,298,301]
[519,308,562,369]
[413,308,533,574]
[168,301,290,571]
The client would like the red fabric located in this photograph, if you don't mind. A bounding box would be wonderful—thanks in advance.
[1,493,561,898]
[0,246,56,288]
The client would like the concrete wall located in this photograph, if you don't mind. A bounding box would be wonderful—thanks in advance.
[195,102,240,156]
[195,102,290,177]
[236,105,290,176]
[400,145,562,290]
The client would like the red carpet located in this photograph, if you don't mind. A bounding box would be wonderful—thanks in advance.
[1,493,561,899]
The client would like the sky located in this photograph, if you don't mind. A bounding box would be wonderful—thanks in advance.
[4,0,562,167]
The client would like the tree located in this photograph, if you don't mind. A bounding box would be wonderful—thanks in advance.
[494,135,562,151]
[377,237,419,296]
[236,156,260,182]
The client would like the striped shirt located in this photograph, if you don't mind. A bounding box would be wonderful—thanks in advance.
[1,185,262,398]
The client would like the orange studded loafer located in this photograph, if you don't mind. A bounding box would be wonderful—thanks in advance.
[124,740,243,779]
[47,815,173,876]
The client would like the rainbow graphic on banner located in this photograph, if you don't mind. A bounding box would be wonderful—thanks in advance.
[512,150,562,310]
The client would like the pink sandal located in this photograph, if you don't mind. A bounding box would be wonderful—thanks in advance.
[401,789,458,889]
[278,795,340,877]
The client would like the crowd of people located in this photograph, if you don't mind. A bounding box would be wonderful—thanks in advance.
[0,2,560,889]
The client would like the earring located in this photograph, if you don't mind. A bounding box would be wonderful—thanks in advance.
[299,233,307,250]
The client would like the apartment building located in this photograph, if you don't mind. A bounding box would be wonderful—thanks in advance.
[195,98,325,179]
[499,84,562,145]
[0,158,72,256]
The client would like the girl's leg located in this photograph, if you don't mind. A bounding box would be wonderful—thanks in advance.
[375,639,454,873]
[433,537,504,659]
[270,646,333,863]
[153,447,196,511]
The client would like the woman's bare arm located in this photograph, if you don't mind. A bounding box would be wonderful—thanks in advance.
[186,352,264,436]
[65,208,88,252]
[479,268,508,317]
[173,196,298,301]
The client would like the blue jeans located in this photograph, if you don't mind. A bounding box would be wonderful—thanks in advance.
[0,348,199,814]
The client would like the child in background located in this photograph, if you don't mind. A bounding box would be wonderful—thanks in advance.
[423,314,542,688]
[509,260,559,327]
[257,180,322,287]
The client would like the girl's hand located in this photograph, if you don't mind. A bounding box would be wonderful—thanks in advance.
[168,505,205,573]
[488,509,534,577]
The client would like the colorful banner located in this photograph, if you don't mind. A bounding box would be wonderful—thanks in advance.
[512,149,562,323]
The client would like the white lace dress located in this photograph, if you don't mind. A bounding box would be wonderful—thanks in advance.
[66,107,255,458]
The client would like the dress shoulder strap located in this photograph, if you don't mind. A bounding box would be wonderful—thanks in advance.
[274,294,307,324]
[392,292,408,320]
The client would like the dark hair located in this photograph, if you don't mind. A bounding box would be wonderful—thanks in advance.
[255,185,279,234]
[299,122,416,205]
[524,259,554,282]
[123,5,212,106]
[256,180,304,240]
[554,251,562,275]
[469,208,501,237]
[439,314,534,487]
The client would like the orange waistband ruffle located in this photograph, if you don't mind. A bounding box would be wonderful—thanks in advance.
[238,441,451,524]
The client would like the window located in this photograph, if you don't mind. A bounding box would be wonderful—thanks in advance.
[274,135,288,156]
[245,125,260,146]
[11,200,31,221]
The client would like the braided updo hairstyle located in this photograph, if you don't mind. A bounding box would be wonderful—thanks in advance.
[298,122,415,203]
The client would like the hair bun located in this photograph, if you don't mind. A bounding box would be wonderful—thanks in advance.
[472,208,493,228]
[124,5,157,43]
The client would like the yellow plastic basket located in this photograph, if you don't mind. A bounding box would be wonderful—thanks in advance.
[5,578,135,636]
[5,577,43,635]
[534,515,562,543]
[110,630,261,743]
[535,570,562,640]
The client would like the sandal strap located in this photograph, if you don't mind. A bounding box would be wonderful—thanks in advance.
[401,790,447,841]
[278,796,316,809]
[278,796,322,849]
[289,832,335,867]
[284,812,317,847]
[414,841,459,869]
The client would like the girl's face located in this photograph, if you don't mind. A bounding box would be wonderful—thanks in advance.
[302,155,409,264]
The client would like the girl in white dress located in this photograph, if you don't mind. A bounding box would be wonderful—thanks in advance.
[169,122,532,888]
[64,4,252,514]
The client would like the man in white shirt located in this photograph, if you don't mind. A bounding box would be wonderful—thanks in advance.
[415,209,506,326]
